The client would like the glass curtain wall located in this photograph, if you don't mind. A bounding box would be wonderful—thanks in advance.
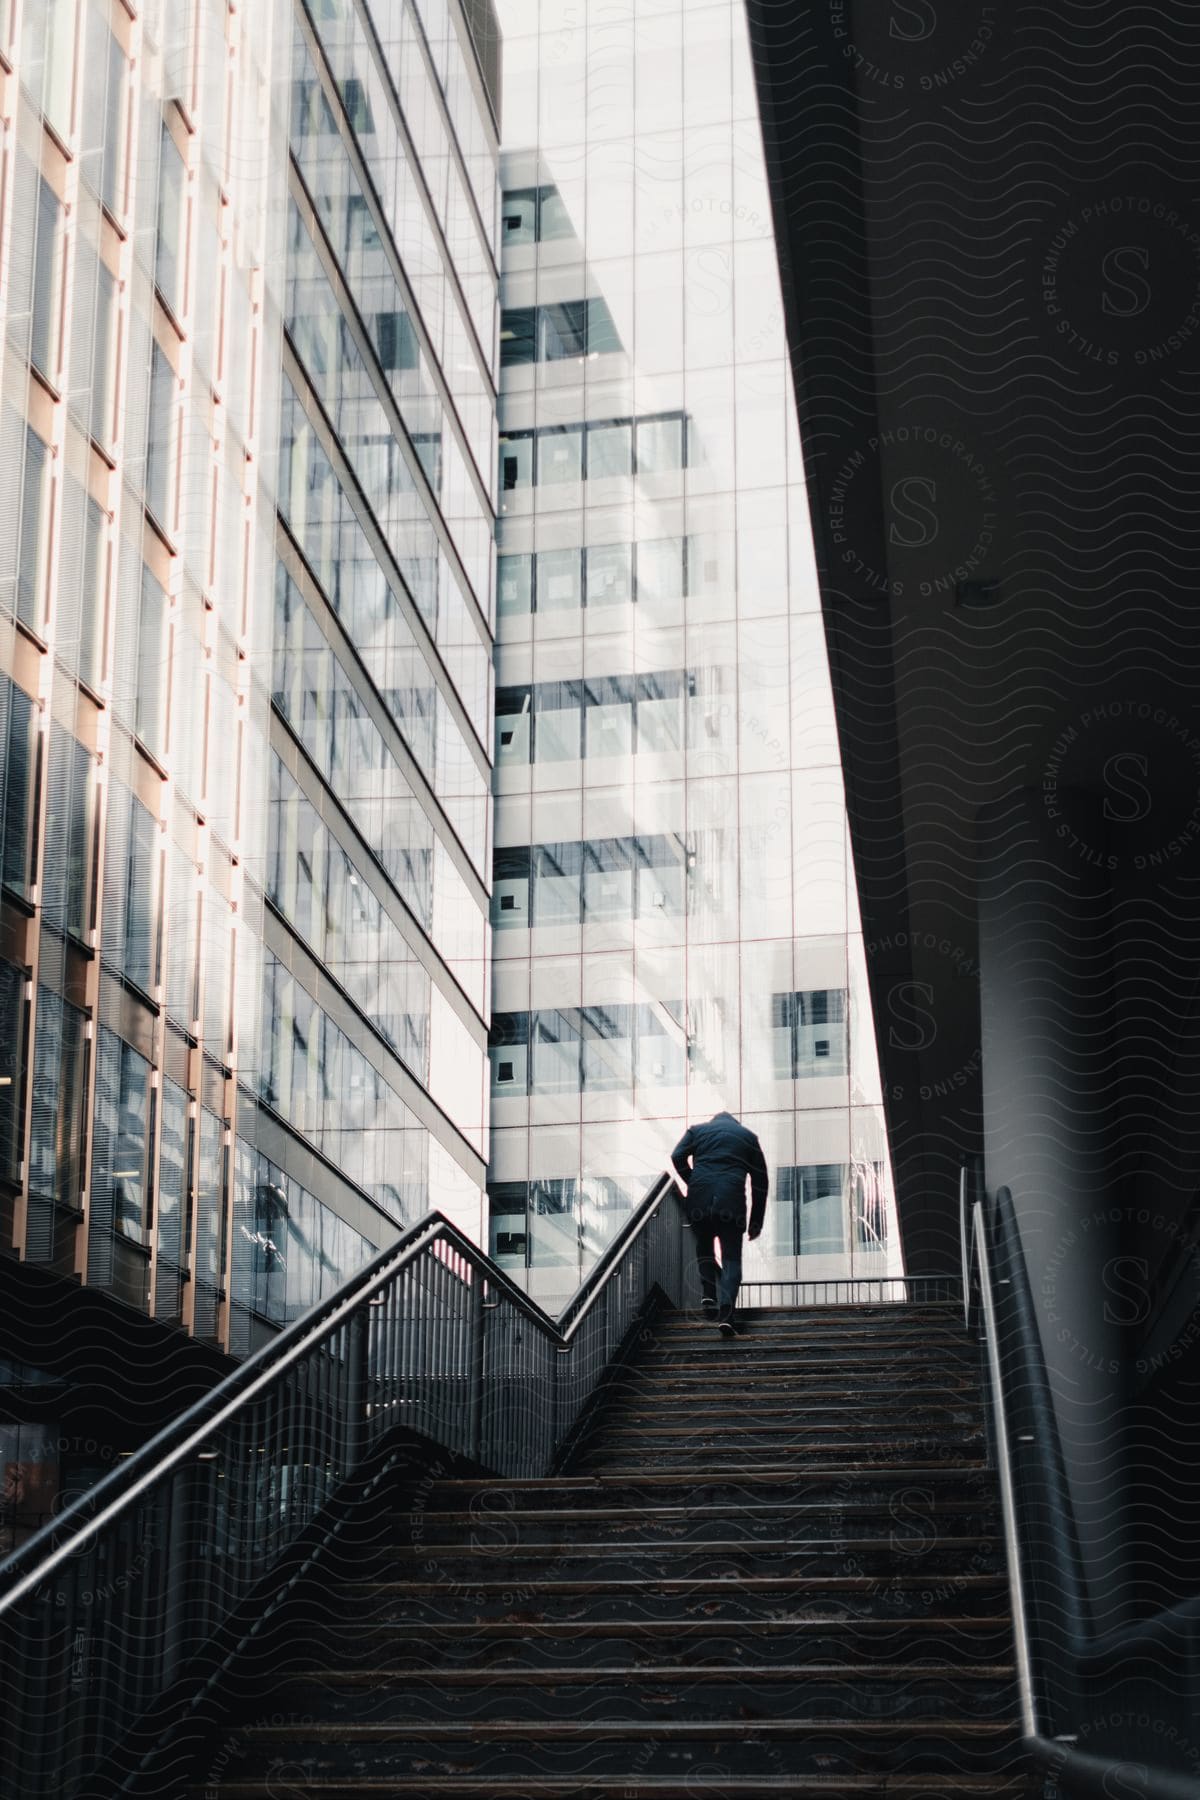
[0,0,501,1358]
[488,0,899,1305]
[0,0,292,1341]
[254,0,501,1334]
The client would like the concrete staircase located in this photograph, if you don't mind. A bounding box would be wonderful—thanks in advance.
[197,1301,1034,1796]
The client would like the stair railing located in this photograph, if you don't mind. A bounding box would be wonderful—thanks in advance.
[963,1170,1200,1800]
[0,1173,682,1800]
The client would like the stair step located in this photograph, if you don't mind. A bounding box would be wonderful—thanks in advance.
[596,1401,982,1420]
[636,1353,978,1360]
[321,1615,1017,1670]
[412,1471,992,1511]
[268,1664,1017,1722]
[391,1499,1000,1545]
[576,1432,986,1455]
[362,1541,1002,1582]
[197,1777,1034,1797]
[222,1716,1025,1780]
[618,1382,985,1396]
[585,1418,983,1436]
[651,1332,971,1346]
[572,1462,990,1485]
[202,1302,1014,1796]
[348,1572,1010,1626]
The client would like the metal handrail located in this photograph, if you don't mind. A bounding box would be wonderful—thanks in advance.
[972,1200,1039,1739]
[963,1169,1197,1800]
[0,1172,682,1799]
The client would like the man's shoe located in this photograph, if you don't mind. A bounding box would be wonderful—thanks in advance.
[718,1319,736,1337]
[701,1298,718,1314]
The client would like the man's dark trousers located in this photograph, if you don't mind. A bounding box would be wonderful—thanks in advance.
[687,1208,744,1324]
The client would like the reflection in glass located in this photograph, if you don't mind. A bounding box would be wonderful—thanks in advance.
[636,414,685,473]
[588,420,633,477]
[536,547,582,611]
[499,432,533,491]
[772,990,848,1079]
[539,427,583,484]
[498,553,532,614]
[775,1165,847,1256]
[586,543,632,605]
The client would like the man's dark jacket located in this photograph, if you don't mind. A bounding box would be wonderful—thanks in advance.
[671,1111,769,1234]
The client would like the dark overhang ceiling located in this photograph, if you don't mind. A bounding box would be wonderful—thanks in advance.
[746,2,1200,1270]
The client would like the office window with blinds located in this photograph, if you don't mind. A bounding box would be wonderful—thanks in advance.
[192,1105,227,1339]
[145,343,175,531]
[79,6,126,215]
[31,176,62,381]
[90,1027,152,1248]
[28,988,88,1211]
[101,778,160,994]
[41,726,94,942]
[0,959,26,1182]
[54,476,107,690]
[18,427,50,632]
[154,1077,190,1324]
[136,567,169,758]
[0,678,36,900]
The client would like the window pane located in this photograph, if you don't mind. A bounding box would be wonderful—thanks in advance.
[582,1008,633,1090]
[125,795,160,993]
[21,0,74,135]
[539,187,573,240]
[639,1007,686,1085]
[636,415,685,473]
[500,306,537,365]
[0,679,36,896]
[534,685,582,760]
[536,548,582,611]
[32,179,61,379]
[538,427,583,485]
[136,568,168,757]
[156,125,186,316]
[636,674,684,753]
[586,542,632,606]
[636,856,685,917]
[498,433,533,491]
[18,429,49,631]
[586,298,622,354]
[637,537,684,603]
[0,959,25,1181]
[583,845,633,920]
[585,695,634,758]
[29,989,88,1209]
[80,11,125,213]
[587,420,632,478]
[542,301,588,360]
[532,847,580,924]
[501,189,537,246]
[146,345,175,528]
[495,691,531,762]
[497,552,532,615]
[42,727,92,940]
[532,1011,581,1092]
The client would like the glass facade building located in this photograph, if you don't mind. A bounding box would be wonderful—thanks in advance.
[0,0,499,1379]
[0,0,890,1420]
[487,0,898,1304]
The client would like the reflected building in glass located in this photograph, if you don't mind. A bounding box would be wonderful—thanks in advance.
[487,0,899,1304]
[0,0,499,1380]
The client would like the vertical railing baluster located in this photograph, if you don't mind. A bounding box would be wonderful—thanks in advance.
[346,1305,368,1476]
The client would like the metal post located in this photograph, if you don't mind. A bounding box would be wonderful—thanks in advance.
[974,1201,1040,1741]
[345,1307,369,1475]
[959,1162,971,1329]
